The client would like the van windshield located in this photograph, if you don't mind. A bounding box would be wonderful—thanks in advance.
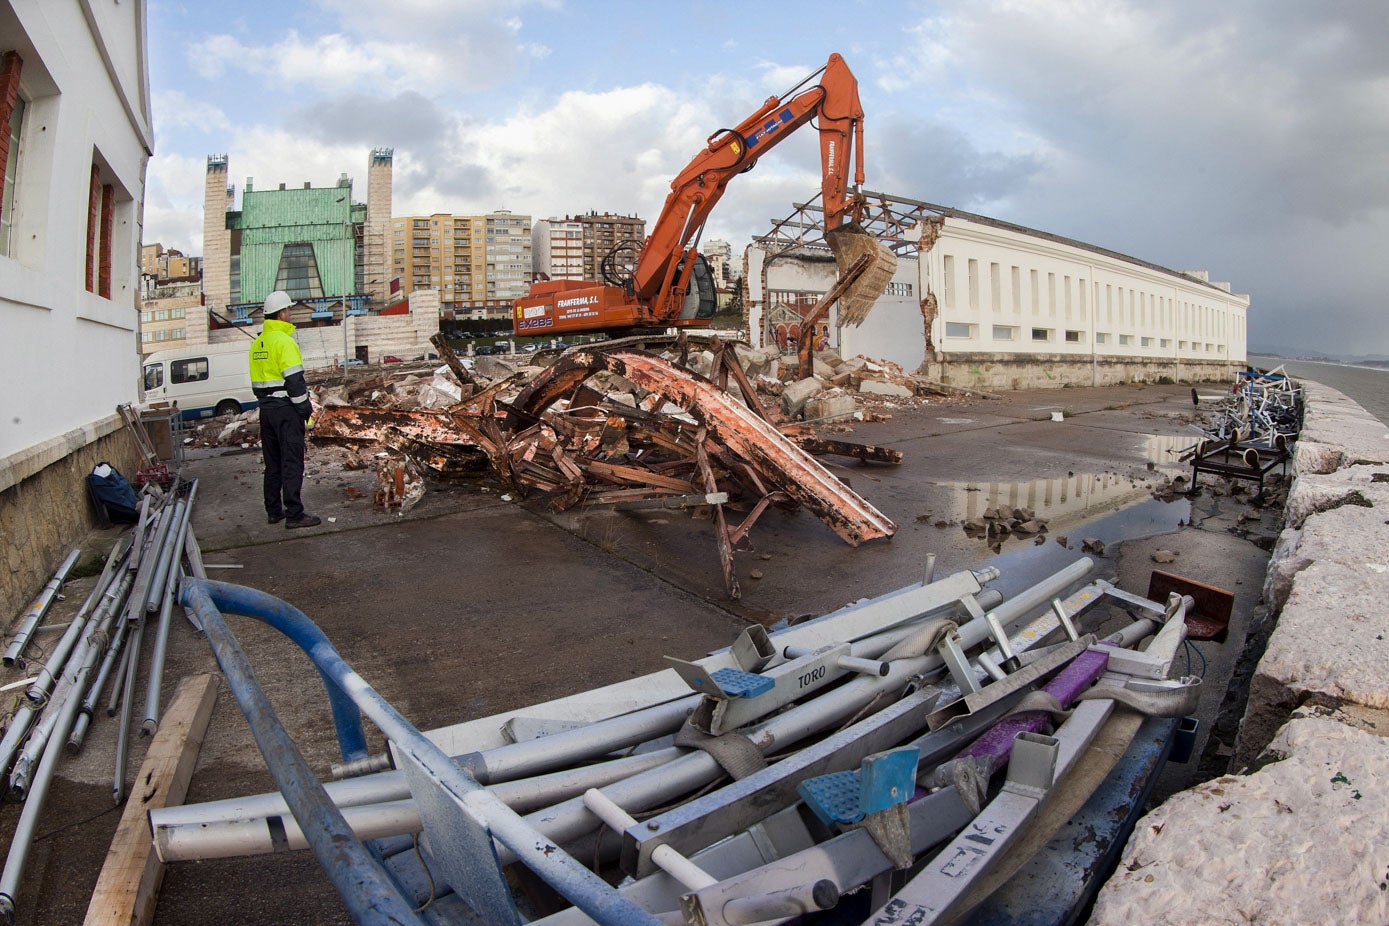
[143,363,163,390]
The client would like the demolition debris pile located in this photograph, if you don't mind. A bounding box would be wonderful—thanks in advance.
[297,339,919,598]
[180,339,964,598]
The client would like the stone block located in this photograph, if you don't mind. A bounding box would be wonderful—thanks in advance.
[1298,382,1389,470]
[781,377,825,418]
[1091,714,1389,926]
[804,392,857,423]
[1283,465,1389,529]
[1238,560,1389,763]
[1264,503,1389,611]
[858,378,913,399]
[812,358,835,379]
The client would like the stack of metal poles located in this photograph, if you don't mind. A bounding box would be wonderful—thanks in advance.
[0,477,201,922]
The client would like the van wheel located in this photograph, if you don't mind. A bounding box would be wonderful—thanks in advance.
[215,400,242,417]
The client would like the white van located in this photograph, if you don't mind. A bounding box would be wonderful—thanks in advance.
[142,342,258,420]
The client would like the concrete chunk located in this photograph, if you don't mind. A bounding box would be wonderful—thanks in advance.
[1091,714,1389,926]
[804,392,857,423]
[781,377,825,417]
[858,379,913,398]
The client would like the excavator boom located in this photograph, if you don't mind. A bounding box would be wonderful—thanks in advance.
[513,53,894,338]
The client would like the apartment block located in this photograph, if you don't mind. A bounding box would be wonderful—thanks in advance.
[532,211,645,282]
[392,210,531,319]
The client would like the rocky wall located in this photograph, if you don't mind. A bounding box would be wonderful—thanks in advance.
[1089,380,1389,925]
[0,427,139,619]
[921,352,1236,391]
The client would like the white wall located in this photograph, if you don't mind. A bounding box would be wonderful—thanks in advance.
[0,0,151,471]
[745,211,1249,375]
[921,216,1248,364]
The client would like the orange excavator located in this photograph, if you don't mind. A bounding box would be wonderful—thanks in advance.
[513,52,896,338]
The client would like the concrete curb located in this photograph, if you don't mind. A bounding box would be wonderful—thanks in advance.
[1090,379,1389,925]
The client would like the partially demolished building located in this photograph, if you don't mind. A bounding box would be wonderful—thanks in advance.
[747,192,1248,390]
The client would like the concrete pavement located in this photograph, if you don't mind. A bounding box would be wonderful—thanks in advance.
[0,382,1276,925]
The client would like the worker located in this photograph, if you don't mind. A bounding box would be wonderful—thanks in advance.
[249,291,321,528]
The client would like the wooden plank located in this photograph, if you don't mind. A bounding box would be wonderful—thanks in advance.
[583,460,697,493]
[84,674,219,926]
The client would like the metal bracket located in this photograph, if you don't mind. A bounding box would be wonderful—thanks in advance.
[1002,731,1059,800]
[936,631,982,695]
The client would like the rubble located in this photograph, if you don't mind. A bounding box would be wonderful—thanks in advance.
[179,338,967,598]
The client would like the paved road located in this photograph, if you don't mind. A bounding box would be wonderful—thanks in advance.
[0,382,1274,925]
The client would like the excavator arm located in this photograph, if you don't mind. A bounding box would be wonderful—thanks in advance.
[633,52,867,310]
[512,52,893,338]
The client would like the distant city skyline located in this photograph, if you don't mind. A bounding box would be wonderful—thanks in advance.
[144,0,1389,355]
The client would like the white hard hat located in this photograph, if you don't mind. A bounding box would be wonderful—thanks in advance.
[263,291,293,317]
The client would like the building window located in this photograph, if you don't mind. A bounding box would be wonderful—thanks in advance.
[0,76,24,257]
[1065,329,1083,343]
[1160,338,1171,348]
[1031,327,1050,342]
[1179,340,1188,350]
[885,281,913,296]
[1096,332,1109,344]
[992,324,1016,341]
[1141,336,1153,347]
[274,243,326,299]
[1118,334,1131,346]
[171,358,209,383]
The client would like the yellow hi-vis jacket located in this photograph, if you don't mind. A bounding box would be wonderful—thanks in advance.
[249,318,311,418]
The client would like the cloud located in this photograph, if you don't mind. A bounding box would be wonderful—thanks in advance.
[185,2,554,97]
[876,0,1389,353]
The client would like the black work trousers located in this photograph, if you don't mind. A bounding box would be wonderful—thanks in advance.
[260,403,307,520]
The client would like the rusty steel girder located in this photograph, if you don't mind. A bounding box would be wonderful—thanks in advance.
[512,349,896,546]
[312,406,491,446]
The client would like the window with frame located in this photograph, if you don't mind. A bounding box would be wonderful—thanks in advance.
[1096,332,1109,344]
[992,324,1016,341]
[1031,327,1050,342]
[1065,329,1083,343]
[143,363,163,389]
[274,243,325,299]
[0,94,24,257]
[171,358,209,383]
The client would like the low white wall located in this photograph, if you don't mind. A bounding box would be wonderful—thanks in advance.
[1090,381,1389,924]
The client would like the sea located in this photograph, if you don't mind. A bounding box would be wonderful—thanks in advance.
[1248,355,1389,428]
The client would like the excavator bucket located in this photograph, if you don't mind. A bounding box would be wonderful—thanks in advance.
[824,221,898,327]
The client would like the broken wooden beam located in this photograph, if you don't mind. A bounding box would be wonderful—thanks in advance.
[795,436,904,465]
[83,674,218,926]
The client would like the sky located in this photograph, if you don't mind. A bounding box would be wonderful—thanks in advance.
[143,0,1389,357]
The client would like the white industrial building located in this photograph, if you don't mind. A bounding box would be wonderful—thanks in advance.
[747,194,1248,389]
[0,0,152,617]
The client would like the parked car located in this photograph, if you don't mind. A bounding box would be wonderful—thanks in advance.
[342,358,365,368]
[382,356,402,364]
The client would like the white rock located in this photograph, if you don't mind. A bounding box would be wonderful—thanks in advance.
[858,379,913,398]
[1091,714,1389,926]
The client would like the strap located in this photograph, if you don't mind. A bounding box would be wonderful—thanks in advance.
[1075,676,1202,716]
[674,721,767,780]
[1003,690,1072,724]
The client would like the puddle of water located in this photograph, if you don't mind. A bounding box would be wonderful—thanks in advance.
[977,494,1193,602]
[1143,433,1199,473]
[934,471,1165,524]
